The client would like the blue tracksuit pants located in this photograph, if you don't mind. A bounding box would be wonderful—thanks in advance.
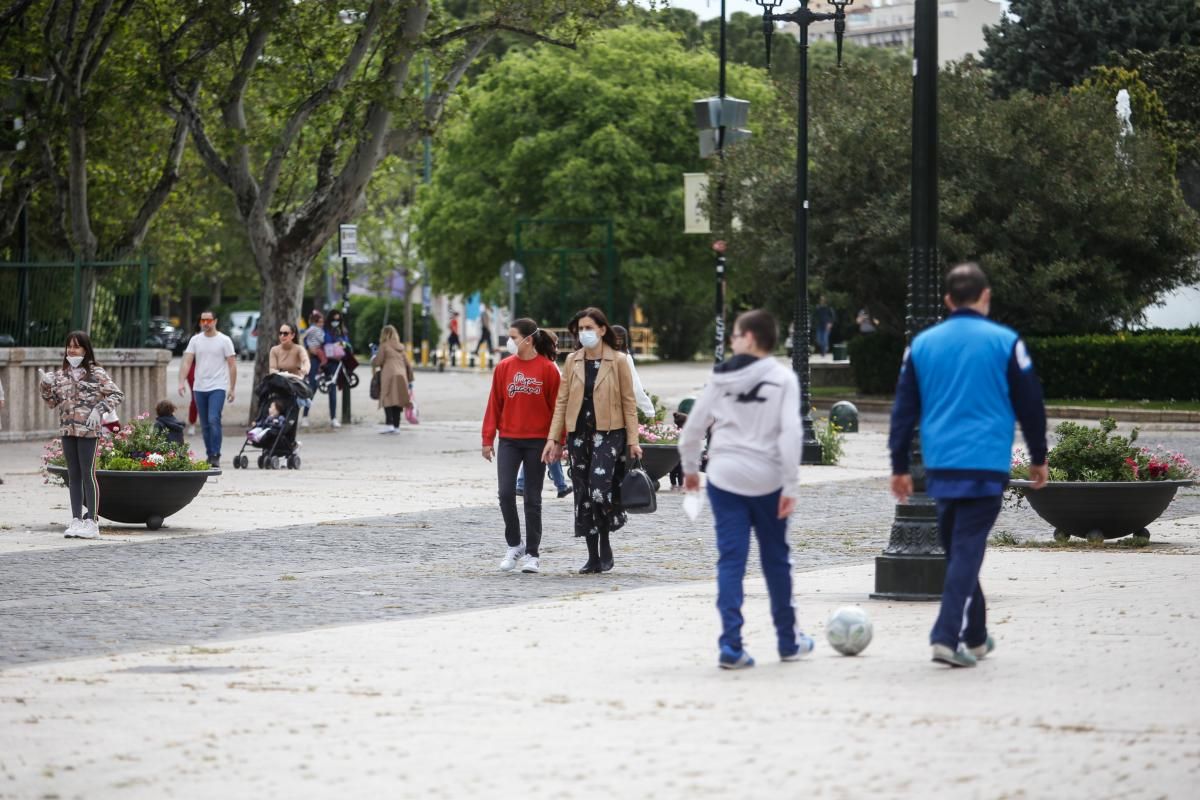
[707,482,800,655]
[930,495,1002,650]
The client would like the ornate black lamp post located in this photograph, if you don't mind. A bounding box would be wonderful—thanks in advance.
[753,0,855,465]
[872,0,945,600]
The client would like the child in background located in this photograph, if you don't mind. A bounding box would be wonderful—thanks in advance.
[154,400,186,446]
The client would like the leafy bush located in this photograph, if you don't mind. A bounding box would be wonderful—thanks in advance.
[41,414,210,475]
[847,334,905,395]
[847,331,1200,400]
[815,417,845,466]
[347,296,440,355]
[1011,418,1197,481]
[1027,333,1200,400]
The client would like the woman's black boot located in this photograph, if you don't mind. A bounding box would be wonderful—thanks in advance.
[599,530,614,572]
[579,535,602,574]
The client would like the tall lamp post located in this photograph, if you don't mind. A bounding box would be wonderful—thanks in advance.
[872,0,945,600]
[753,0,855,465]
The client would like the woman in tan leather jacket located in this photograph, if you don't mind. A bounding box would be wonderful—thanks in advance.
[544,307,643,573]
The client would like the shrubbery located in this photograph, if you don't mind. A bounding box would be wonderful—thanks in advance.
[846,330,1200,401]
[847,334,905,395]
[1027,333,1200,401]
[345,297,440,356]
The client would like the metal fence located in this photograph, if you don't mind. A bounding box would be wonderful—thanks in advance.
[0,254,153,348]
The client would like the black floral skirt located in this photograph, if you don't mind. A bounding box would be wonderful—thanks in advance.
[567,425,628,538]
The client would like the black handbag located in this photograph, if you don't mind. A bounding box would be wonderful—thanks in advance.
[618,457,657,514]
[369,369,381,400]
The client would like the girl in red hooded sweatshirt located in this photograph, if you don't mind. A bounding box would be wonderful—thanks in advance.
[481,318,561,574]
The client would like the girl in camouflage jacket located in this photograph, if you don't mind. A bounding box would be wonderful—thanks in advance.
[39,331,124,539]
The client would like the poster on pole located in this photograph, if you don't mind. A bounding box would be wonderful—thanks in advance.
[338,224,358,257]
[683,173,711,234]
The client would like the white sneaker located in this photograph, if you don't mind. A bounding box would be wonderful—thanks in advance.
[499,544,525,572]
[187,424,196,435]
[331,418,341,428]
[377,425,393,434]
[64,518,84,538]
[76,519,100,540]
[389,426,400,434]
[520,555,541,574]
[301,418,311,428]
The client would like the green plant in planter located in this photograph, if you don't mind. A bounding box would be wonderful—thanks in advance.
[1011,417,1196,482]
[42,414,211,479]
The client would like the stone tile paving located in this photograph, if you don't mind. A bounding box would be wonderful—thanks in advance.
[2,475,1198,668]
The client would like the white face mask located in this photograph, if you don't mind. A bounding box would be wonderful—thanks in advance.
[578,330,600,349]
[66,355,84,368]
[506,337,521,355]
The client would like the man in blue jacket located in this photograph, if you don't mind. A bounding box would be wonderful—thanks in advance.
[889,263,1048,668]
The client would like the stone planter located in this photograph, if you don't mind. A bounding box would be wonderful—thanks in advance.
[638,443,680,482]
[1010,479,1194,543]
[47,465,220,530]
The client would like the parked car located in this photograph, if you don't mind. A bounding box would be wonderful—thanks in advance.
[239,313,260,361]
[226,310,258,357]
[148,317,183,354]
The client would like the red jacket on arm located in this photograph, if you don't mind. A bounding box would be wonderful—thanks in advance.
[482,355,561,445]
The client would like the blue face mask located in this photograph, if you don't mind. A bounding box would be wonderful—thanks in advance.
[578,330,600,349]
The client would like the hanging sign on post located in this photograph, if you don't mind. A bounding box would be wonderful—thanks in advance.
[338,224,358,257]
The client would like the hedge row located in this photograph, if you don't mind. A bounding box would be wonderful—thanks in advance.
[1026,334,1200,401]
[846,331,1200,401]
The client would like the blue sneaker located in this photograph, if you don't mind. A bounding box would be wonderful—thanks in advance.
[718,646,755,670]
[781,633,816,662]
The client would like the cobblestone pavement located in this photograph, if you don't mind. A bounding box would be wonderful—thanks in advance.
[3,470,1199,668]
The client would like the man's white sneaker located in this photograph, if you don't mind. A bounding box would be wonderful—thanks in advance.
[64,518,84,538]
[330,418,341,428]
[76,519,100,539]
[520,555,541,574]
[301,418,311,428]
[499,544,525,572]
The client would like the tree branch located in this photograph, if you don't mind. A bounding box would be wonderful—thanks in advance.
[166,76,232,189]
[0,0,37,49]
[259,0,389,210]
[117,86,194,251]
[81,0,137,88]
[423,19,577,50]
[71,0,116,81]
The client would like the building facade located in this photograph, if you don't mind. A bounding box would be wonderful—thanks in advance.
[791,0,1006,65]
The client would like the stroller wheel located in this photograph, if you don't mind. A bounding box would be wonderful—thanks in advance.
[231,456,240,469]
[290,455,301,470]
[239,455,249,469]
[257,454,266,469]
[348,372,360,389]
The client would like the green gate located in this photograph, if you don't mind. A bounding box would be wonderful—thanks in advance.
[0,254,153,348]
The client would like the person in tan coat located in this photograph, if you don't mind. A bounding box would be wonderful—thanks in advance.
[372,325,414,434]
[544,307,643,574]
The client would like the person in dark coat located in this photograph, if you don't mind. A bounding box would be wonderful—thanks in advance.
[154,400,186,446]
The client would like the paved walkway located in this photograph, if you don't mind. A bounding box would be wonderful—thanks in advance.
[1,360,1198,797]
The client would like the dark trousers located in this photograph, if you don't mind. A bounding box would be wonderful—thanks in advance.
[384,406,401,427]
[930,495,1002,649]
[63,436,99,521]
[707,482,799,655]
[497,438,545,556]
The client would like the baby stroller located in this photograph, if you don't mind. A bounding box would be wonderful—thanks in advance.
[231,372,312,470]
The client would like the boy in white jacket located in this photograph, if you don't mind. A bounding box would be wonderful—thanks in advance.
[678,309,812,669]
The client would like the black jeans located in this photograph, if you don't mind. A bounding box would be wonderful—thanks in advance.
[497,437,545,556]
[62,436,99,521]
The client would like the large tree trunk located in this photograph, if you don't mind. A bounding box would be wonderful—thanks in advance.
[250,251,309,422]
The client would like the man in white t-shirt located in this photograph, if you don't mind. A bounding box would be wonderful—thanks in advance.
[179,310,237,468]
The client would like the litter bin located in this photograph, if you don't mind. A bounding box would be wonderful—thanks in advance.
[831,342,848,361]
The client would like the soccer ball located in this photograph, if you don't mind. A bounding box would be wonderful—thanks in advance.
[825,606,873,656]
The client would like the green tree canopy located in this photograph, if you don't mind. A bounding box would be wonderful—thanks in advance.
[720,59,1200,336]
[982,0,1200,96]
[414,24,777,358]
